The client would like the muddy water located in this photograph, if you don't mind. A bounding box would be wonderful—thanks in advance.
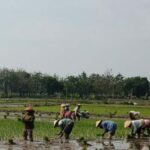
[0,139,81,150]
[0,139,150,150]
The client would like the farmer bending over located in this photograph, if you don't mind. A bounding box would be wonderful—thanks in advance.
[54,118,74,139]
[64,103,70,112]
[96,120,117,140]
[124,119,144,138]
[141,119,150,136]
[129,111,140,120]
[22,105,35,141]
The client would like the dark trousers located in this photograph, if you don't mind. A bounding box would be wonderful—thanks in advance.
[64,122,74,139]
[23,128,33,141]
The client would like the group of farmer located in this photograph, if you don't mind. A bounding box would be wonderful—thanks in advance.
[20,104,150,142]
[96,111,150,140]
[54,103,118,140]
[54,103,83,139]
[54,108,150,140]
[59,103,82,120]
[20,103,83,141]
[124,111,150,138]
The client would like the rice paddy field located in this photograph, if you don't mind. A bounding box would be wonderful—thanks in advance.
[0,98,149,139]
[0,98,149,149]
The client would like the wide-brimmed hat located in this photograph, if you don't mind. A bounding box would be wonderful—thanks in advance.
[124,120,131,128]
[96,120,102,128]
[24,106,33,111]
[61,104,65,107]
[77,104,81,106]
[54,120,59,127]
[65,103,70,106]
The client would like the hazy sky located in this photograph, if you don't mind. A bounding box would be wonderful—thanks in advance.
[0,0,150,78]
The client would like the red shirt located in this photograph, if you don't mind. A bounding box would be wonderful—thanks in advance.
[142,120,150,128]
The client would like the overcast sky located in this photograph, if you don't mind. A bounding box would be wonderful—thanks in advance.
[0,0,150,78]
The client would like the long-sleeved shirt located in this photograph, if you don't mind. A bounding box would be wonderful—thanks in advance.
[142,120,150,128]
[22,111,35,129]
[58,118,73,130]
[100,121,117,133]
[131,119,143,134]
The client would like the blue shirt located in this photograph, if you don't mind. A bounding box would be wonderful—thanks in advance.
[100,120,117,132]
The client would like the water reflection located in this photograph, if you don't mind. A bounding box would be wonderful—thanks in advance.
[101,140,115,150]
[127,139,150,150]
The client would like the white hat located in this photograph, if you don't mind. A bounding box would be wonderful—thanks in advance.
[54,120,59,127]
[96,120,102,128]
[65,103,70,106]
[77,104,81,106]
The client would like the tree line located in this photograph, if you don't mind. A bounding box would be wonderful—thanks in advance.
[0,68,149,99]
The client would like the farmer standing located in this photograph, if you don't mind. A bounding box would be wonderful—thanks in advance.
[60,104,65,119]
[22,105,35,141]
[96,120,117,140]
[124,119,144,138]
[64,103,70,112]
[54,118,74,139]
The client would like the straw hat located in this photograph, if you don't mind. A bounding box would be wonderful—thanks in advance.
[77,104,81,106]
[96,120,102,128]
[61,104,65,107]
[65,103,70,106]
[54,120,59,127]
[24,106,33,111]
[124,120,131,128]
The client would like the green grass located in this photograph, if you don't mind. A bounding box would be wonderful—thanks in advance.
[82,104,150,117]
[0,100,148,141]
[72,118,130,140]
[0,103,149,118]
[0,118,130,141]
[0,119,59,141]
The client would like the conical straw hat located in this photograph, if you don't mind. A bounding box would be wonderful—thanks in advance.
[96,120,102,128]
[24,106,33,111]
[124,120,131,128]
[54,120,59,127]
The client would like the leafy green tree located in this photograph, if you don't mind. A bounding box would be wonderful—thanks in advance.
[113,74,124,98]
[42,76,63,96]
[76,72,92,99]
[63,75,78,99]
[124,77,149,98]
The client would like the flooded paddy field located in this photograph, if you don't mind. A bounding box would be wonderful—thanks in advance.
[0,100,150,149]
[0,138,150,150]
